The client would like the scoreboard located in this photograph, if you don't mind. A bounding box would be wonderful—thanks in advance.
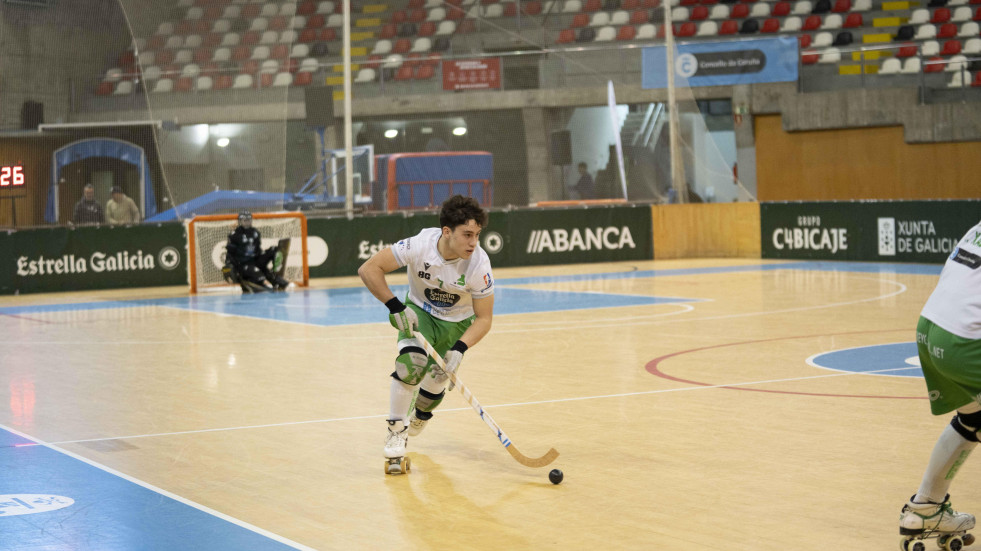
[1,165,25,187]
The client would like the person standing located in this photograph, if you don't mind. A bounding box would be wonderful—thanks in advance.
[106,186,141,225]
[72,184,104,225]
[900,220,981,548]
[572,162,596,200]
[358,195,495,474]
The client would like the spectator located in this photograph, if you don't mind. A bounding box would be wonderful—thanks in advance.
[572,162,596,200]
[106,186,141,225]
[72,184,104,225]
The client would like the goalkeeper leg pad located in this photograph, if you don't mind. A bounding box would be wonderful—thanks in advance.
[392,346,429,386]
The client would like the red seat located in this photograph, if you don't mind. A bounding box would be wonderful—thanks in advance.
[802,15,821,30]
[300,28,319,42]
[832,0,850,11]
[772,1,791,15]
[938,23,957,38]
[446,5,465,19]
[843,13,862,27]
[156,50,175,65]
[798,34,811,47]
[204,6,223,19]
[681,0,698,5]
[119,51,135,66]
[306,14,326,28]
[419,21,436,36]
[675,21,696,36]
[691,6,708,19]
[481,0,499,4]
[298,1,316,15]
[973,72,981,86]
[148,36,166,50]
[719,20,739,34]
[584,0,602,10]
[380,23,397,39]
[802,50,819,64]
[572,13,589,26]
[932,7,951,23]
[409,9,426,22]
[257,73,273,87]
[96,81,114,95]
[269,16,287,31]
[558,28,576,42]
[393,39,411,53]
[630,9,649,23]
[974,7,981,20]
[203,33,223,47]
[504,2,517,16]
[407,0,424,8]
[201,62,220,77]
[942,39,962,55]
[617,25,637,39]
[283,58,298,73]
[392,10,407,23]
[242,31,261,45]
[414,65,435,79]
[232,45,251,61]
[176,20,194,35]
[457,19,475,32]
[320,28,337,40]
[293,71,313,86]
[194,48,213,63]
[524,1,543,14]
[395,66,414,80]
[642,0,660,6]
[897,44,917,57]
[214,74,233,90]
[730,3,749,17]
[761,18,780,32]
[242,60,259,74]
[193,20,210,34]
[623,0,640,8]
[176,77,194,92]
[404,53,421,67]
[924,56,945,72]
[271,44,289,59]
[242,4,261,17]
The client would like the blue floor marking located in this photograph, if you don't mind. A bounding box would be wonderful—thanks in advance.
[809,342,923,378]
[0,428,304,551]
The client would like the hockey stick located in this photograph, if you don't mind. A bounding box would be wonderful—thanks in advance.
[411,330,560,469]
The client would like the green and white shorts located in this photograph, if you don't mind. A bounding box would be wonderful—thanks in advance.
[397,303,474,362]
[917,316,981,415]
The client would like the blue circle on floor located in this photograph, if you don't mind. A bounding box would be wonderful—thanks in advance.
[808,342,922,378]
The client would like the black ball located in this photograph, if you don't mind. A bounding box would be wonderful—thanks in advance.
[548,468,563,484]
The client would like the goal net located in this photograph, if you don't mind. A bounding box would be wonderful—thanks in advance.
[187,212,309,293]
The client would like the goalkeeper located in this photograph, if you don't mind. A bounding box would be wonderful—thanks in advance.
[222,211,289,293]
[358,195,495,463]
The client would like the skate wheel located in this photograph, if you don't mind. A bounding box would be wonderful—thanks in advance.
[940,535,964,551]
[963,534,975,547]
[901,537,928,551]
[401,457,411,474]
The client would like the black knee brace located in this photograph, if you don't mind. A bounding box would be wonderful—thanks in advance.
[951,411,981,442]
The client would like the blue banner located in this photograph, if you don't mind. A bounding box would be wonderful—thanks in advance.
[642,38,798,89]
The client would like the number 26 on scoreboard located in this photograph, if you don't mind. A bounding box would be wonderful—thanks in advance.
[0,165,25,186]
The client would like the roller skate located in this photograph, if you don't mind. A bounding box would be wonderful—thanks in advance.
[383,419,410,475]
[900,495,976,551]
[407,409,431,437]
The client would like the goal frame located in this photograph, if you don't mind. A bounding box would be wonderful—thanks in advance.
[187,212,309,293]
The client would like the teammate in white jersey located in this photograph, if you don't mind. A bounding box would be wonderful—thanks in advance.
[358,195,495,470]
[899,221,981,548]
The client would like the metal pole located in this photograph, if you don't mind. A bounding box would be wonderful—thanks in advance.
[663,0,688,203]
[343,0,354,217]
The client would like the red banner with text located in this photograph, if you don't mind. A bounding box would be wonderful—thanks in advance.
[441,58,501,91]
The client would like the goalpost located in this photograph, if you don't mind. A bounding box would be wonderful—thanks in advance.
[187,212,309,293]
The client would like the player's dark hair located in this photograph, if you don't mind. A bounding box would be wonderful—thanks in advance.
[439,195,487,230]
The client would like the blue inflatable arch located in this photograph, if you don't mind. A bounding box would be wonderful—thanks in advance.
[45,138,157,223]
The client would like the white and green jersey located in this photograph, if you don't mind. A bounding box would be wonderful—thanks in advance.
[921,220,981,339]
[391,227,495,322]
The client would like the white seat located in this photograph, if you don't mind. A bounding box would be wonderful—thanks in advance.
[921,39,940,56]
[949,0,968,5]
[113,80,134,95]
[821,13,842,29]
[251,45,271,60]
[142,65,162,81]
[317,1,334,14]
[963,37,981,54]
[696,20,718,35]
[177,0,193,7]
[595,25,617,41]
[959,21,979,37]
[260,59,279,73]
[221,33,241,46]
[165,35,184,49]
[709,4,729,19]
[299,57,319,72]
[279,30,298,43]
[251,17,269,31]
[750,2,770,17]
[428,7,446,20]
[272,72,293,86]
[914,23,936,40]
[181,63,201,78]
[355,67,376,82]
[792,0,811,15]
[105,67,123,82]
[436,20,456,35]
[197,75,214,90]
[562,0,581,13]
[372,39,392,55]
[611,10,630,25]
[213,47,232,62]
[184,34,202,48]
[483,4,503,17]
[260,3,278,17]
[279,3,296,16]
[153,79,174,93]
[901,57,921,74]
[212,19,231,33]
[813,31,833,47]
[291,16,307,30]
[426,0,442,7]
[909,8,930,25]
[946,54,968,72]
[781,16,801,31]
[410,37,432,52]
[132,37,147,50]
[222,5,241,18]
[670,7,688,21]
[186,6,203,19]
[261,30,279,44]
[636,23,656,39]
[879,58,901,74]
[818,47,841,63]
[589,11,610,26]
[852,0,871,10]
[953,7,973,22]
[327,14,343,27]
[174,49,193,64]
[232,74,253,88]
[948,70,968,87]
[157,22,174,35]
[382,53,404,68]
[291,43,310,58]
[138,51,155,65]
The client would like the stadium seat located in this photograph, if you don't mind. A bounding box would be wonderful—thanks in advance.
[901,57,921,73]
[175,49,193,64]
[294,70,314,86]
[195,75,213,91]
[922,39,941,55]
[630,8,648,23]
[156,50,175,65]
[181,63,201,78]
[896,43,917,57]
[812,0,831,13]
[213,74,233,90]
[411,37,432,52]
[143,65,162,81]
[910,9,931,25]
[232,74,254,88]
[280,3,296,17]
[943,39,963,54]
[832,0,850,12]
[793,0,812,14]
[355,67,377,82]
[96,81,115,95]
[105,67,123,82]
[798,33,811,47]
[414,65,435,80]
[738,18,758,32]
[879,57,901,74]
[832,30,853,45]
[261,30,279,44]
[852,0,871,10]
[595,25,617,39]
[269,16,288,32]
[572,13,589,26]
[165,35,184,49]
[719,19,739,33]
[611,9,631,23]
[419,21,436,36]
[731,3,749,17]
[483,3,503,16]
[318,1,335,15]
[252,45,271,60]
[279,30,297,44]
[818,47,841,63]
[822,13,842,28]
[801,49,819,64]
[813,30,833,46]
[327,14,343,27]
[843,13,862,27]
[270,72,292,86]
[436,20,456,35]
[585,0,602,10]
[289,44,310,59]
[915,23,938,39]
[964,37,981,52]
[933,7,952,22]
[157,22,175,35]
[299,1,316,15]
[260,59,279,74]
[750,2,770,17]
[938,22,958,36]
[697,20,719,34]
[689,5,707,19]
[577,26,597,40]
[770,1,791,15]
[760,18,779,31]
[114,80,134,95]
[153,79,174,93]
[709,4,729,17]
[781,15,802,30]
[952,5,973,21]
[221,32,241,47]
[802,14,821,29]
[636,23,657,37]
[591,11,612,25]
[617,24,638,38]
[947,53,968,71]
[676,21,696,35]
[184,34,203,49]
[290,16,307,30]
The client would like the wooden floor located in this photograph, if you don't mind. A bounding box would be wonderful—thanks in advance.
[0,258,971,550]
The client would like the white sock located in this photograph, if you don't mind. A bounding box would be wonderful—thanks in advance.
[914,424,977,503]
[389,378,416,424]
